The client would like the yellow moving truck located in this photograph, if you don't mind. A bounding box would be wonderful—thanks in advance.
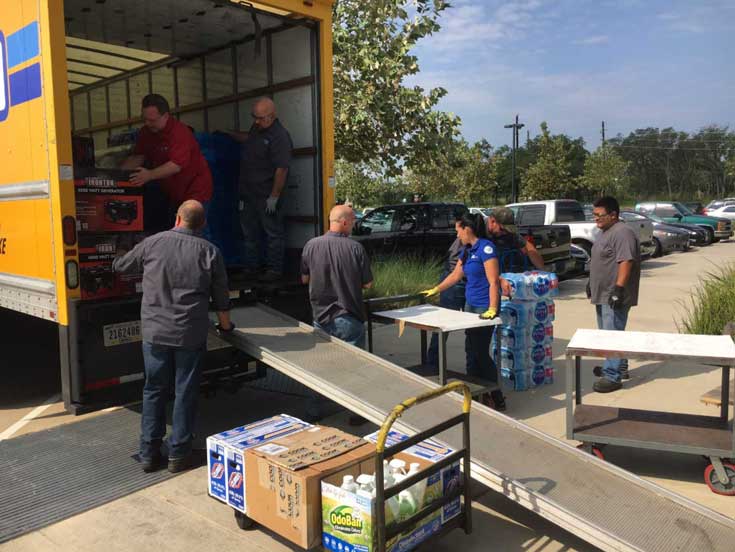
[0,0,335,413]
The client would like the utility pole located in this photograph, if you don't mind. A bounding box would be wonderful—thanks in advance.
[601,121,606,146]
[504,114,525,203]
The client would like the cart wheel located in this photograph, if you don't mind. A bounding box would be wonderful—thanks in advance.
[704,463,735,496]
[234,510,256,530]
[577,443,604,460]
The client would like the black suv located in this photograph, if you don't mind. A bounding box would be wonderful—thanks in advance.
[351,202,468,259]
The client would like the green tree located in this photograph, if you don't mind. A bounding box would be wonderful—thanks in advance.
[579,144,631,197]
[404,139,498,205]
[332,0,460,175]
[520,122,577,200]
[334,159,405,208]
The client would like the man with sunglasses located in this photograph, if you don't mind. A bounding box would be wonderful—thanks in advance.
[587,196,641,393]
[224,97,293,281]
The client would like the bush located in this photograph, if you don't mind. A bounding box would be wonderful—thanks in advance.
[364,256,443,302]
[678,264,735,335]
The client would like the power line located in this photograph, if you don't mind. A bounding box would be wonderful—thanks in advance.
[610,144,733,151]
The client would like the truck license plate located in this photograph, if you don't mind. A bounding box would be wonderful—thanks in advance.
[103,321,142,347]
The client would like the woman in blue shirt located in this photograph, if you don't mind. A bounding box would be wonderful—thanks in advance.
[420,213,505,410]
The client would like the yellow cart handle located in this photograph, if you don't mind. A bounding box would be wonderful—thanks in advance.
[375,381,471,453]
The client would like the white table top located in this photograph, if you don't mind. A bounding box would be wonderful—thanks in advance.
[567,329,735,365]
[374,304,502,332]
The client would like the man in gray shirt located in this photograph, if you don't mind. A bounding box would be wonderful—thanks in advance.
[300,205,373,348]
[225,97,293,281]
[113,200,232,472]
[587,196,641,393]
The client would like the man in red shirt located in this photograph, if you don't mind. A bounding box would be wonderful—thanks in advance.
[122,94,212,212]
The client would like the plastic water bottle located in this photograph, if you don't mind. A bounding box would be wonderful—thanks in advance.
[406,462,427,508]
[511,370,532,391]
[341,475,358,493]
[530,344,546,366]
[531,323,546,345]
[532,300,550,324]
[356,474,375,499]
[531,364,546,386]
[544,354,554,385]
[500,301,527,328]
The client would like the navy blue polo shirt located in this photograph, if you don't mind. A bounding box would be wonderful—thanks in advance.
[462,238,498,309]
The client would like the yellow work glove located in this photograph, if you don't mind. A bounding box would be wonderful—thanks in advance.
[479,308,498,320]
[420,286,440,297]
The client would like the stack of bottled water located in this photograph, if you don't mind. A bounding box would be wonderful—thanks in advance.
[496,271,558,391]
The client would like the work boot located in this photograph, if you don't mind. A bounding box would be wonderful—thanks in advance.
[593,365,630,380]
[258,270,282,282]
[167,454,192,474]
[593,378,622,393]
[140,452,163,473]
[490,390,507,412]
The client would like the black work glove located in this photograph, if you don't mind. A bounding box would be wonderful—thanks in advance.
[608,286,625,309]
[215,322,236,334]
[585,280,591,299]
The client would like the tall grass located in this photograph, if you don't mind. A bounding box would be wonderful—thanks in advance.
[678,264,735,335]
[364,256,443,301]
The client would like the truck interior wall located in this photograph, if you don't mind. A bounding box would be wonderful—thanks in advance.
[66,4,322,254]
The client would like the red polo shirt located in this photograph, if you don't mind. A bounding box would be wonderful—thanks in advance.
[134,117,213,205]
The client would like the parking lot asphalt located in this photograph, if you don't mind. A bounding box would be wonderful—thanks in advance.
[2,240,735,551]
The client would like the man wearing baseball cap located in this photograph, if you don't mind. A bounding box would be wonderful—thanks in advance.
[487,207,545,272]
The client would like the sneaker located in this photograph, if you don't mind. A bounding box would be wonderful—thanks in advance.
[258,270,282,282]
[140,453,163,473]
[593,378,622,393]
[167,454,192,474]
[593,365,630,380]
[490,390,507,412]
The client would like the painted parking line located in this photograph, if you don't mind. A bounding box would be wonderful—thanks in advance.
[0,393,61,441]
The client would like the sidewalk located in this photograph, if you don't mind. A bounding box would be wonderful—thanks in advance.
[3,242,735,551]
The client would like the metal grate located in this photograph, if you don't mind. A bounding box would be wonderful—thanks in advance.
[224,304,735,552]
[0,408,174,544]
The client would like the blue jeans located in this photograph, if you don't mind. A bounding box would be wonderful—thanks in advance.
[464,303,498,383]
[596,304,631,383]
[239,194,285,274]
[140,341,204,460]
[426,278,474,372]
[314,314,366,349]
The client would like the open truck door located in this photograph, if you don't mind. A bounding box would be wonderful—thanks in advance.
[0,0,335,414]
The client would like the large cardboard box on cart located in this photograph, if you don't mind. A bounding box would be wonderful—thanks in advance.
[244,426,375,549]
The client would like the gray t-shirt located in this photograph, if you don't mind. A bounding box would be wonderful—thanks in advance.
[300,232,373,325]
[112,228,230,348]
[590,221,641,307]
[239,119,293,198]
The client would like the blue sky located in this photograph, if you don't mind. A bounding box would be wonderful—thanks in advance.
[407,0,734,150]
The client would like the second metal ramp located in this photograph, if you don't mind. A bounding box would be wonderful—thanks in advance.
[221,304,735,552]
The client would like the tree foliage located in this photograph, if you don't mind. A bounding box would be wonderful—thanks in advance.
[520,122,577,200]
[405,139,499,205]
[579,144,631,197]
[334,159,407,208]
[608,126,735,200]
[332,0,460,175]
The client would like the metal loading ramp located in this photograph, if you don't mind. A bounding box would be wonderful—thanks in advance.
[221,304,735,552]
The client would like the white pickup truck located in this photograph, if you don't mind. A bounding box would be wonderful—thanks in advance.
[507,200,656,258]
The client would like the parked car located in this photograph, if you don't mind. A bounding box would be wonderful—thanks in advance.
[704,204,735,221]
[351,202,578,278]
[705,198,735,214]
[644,213,710,246]
[507,199,657,258]
[683,201,705,215]
[620,211,690,257]
[469,207,492,218]
[634,201,732,242]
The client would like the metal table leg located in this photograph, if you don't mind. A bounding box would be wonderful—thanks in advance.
[566,354,574,440]
[438,330,447,386]
[575,356,582,405]
[420,329,427,366]
[722,366,730,424]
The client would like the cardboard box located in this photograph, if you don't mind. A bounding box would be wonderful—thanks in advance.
[75,171,144,232]
[320,430,461,552]
[205,414,312,505]
[78,233,145,300]
[245,426,374,549]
